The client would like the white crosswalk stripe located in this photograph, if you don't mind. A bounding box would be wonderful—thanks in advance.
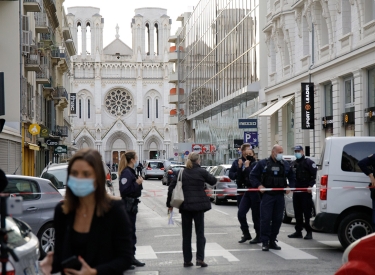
[258,241,317,260]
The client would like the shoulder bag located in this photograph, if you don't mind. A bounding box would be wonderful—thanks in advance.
[170,169,184,208]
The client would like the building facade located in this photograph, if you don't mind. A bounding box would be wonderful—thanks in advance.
[254,0,375,158]
[0,0,76,175]
[169,0,267,164]
[68,7,177,165]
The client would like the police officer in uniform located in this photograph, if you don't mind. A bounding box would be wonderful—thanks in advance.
[358,153,375,231]
[250,144,296,251]
[288,145,317,240]
[237,148,261,244]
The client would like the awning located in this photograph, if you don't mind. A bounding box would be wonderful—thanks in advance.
[258,95,295,117]
[248,101,277,118]
[26,143,40,151]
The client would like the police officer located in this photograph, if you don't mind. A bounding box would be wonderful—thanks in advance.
[250,144,295,251]
[358,153,375,231]
[288,145,317,240]
[237,148,261,244]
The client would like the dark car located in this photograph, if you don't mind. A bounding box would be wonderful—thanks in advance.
[162,164,185,186]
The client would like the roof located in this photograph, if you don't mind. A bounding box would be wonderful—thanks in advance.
[103,39,133,55]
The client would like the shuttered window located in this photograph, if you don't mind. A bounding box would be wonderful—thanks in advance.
[0,140,21,174]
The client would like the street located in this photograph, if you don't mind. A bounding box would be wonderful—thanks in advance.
[114,179,343,275]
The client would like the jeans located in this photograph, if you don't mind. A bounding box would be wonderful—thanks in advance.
[293,192,313,233]
[236,194,243,208]
[260,193,285,243]
[128,211,137,256]
[181,210,206,262]
[238,192,261,234]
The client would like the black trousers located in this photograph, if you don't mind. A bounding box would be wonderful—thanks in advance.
[260,193,284,243]
[181,210,206,262]
[293,192,313,233]
[128,211,137,256]
[238,191,261,234]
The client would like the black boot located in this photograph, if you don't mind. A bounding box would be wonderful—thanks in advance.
[262,241,269,251]
[238,229,252,243]
[304,232,313,240]
[249,235,261,244]
[269,240,281,250]
[288,231,303,238]
[132,258,145,267]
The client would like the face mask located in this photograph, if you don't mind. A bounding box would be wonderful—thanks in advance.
[246,155,255,162]
[275,154,283,161]
[67,176,95,197]
[295,153,302,159]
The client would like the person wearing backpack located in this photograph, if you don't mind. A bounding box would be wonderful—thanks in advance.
[166,152,217,268]
[288,145,317,240]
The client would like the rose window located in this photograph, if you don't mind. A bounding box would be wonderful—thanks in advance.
[105,89,133,116]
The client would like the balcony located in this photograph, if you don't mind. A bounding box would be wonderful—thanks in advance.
[168,71,178,83]
[51,47,69,72]
[52,86,69,109]
[168,46,185,62]
[35,12,49,33]
[43,0,58,29]
[25,54,42,72]
[24,0,41,12]
[40,32,54,46]
[168,88,185,104]
[36,64,50,84]
[42,82,54,99]
[168,116,178,125]
[52,125,68,137]
[22,80,34,121]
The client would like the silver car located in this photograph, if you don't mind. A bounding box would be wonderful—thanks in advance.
[5,175,63,259]
[142,160,165,180]
[205,164,237,205]
[4,216,40,275]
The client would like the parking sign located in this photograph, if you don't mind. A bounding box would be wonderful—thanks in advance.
[244,132,258,147]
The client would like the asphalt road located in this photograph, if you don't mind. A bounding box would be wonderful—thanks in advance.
[113,179,343,275]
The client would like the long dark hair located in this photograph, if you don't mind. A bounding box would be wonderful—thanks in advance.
[63,148,111,217]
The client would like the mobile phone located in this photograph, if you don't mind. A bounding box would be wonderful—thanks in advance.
[7,196,23,215]
[61,256,82,270]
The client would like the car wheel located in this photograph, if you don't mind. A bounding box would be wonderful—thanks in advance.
[338,212,372,249]
[282,208,293,224]
[144,176,148,180]
[37,222,55,259]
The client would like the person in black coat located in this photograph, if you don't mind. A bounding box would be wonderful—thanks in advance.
[166,152,217,268]
[39,148,133,275]
[118,150,145,268]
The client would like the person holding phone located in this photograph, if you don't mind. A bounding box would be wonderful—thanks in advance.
[118,151,145,267]
[39,148,133,275]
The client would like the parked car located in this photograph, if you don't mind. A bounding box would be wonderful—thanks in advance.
[5,175,63,259]
[313,137,375,248]
[209,166,218,175]
[2,216,40,274]
[162,164,185,186]
[335,232,375,275]
[142,160,165,180]
[205,164,237,205]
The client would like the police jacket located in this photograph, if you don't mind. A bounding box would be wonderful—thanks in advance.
[241,161,258,188]
[291,156,317,187]
[166,163,217,212]
[358,154,375,176]
[250,156,296,194]
[119,167,142,199]
[229,156,247,188]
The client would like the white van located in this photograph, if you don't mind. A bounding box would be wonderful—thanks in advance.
[313,137,375,248]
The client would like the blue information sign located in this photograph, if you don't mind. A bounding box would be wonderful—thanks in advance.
[244,132,258,147]
[238,119,257,129]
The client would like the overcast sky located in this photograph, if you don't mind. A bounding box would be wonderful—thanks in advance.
[63,0,195,48]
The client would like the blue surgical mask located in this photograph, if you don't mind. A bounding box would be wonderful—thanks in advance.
[276,154,283,161]
[67,176,95,197]
[295,153,302,159]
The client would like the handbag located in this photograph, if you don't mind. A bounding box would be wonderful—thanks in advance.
[170,169,184,208]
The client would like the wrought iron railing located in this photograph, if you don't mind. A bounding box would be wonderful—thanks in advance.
[52,86,68,100]
[51,47,66,59]
[36,64,50,79]
[25,53,40,66]
[34,12,47,28]
[52,125,68,137]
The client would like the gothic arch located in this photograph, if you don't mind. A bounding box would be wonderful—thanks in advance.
[144,135,163,150]
[105,131,134,151]
[76,135,95,149]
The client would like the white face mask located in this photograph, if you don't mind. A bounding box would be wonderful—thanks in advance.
[276,154,283,161]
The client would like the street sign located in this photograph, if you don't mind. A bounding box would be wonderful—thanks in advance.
[45,138,59,146]
[238,119,257,129]
[40,127,50,138]
[192,144,202,154]
[174,152,178,156]
[70,93,77,115]
[244,132,258,147]
[185,151,189,155]
[29,123,40,135]
[54,145,68,154]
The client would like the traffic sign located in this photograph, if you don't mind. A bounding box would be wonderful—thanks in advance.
[29,123,40,135]
[174,152,178,156]
[185,151,189,155]
[238,119,257,129]
[244,132,258,147]
[192,144,202,154]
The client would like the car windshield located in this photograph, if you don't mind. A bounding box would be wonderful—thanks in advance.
[42,168,67,189]
[172,166,184,172]
[149,162,164,169]
[1,217,29,248]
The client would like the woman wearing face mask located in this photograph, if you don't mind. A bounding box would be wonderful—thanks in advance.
[118,151,145,268]
[39,148,133,275]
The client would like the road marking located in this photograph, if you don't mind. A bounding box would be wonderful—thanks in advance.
[135,246,157,259]
[154,234,180,238]
[192,242,240,262]
[258,241,317,260]
[213,209,229,215]
[206,233,228,235]
[318,241,342,248]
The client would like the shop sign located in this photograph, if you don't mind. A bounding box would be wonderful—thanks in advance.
[234,139,243,149]
[45,138,59,146]
[40,127,50,138]
[238,119,257,129]
[70,93,76,115]
[301,83,315,129]
[364,107,375,123]
[342,111,355,125]
[54,145,68,154]
[244,132,258,147]
[322,116,333,128]
[29,123,41,135]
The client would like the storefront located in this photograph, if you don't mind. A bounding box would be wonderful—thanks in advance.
[368,68,375,136]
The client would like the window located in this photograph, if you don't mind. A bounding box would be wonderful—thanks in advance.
[341,142,375,172]
[344,77,354,112]
[147,99,150,118]
[77,22,82,55]
[324,83,333,116]
[154,23,159,56]
[5,179,40,200]
[369,68,375,107]
[364,0,375,24]
[145,23,150,55]
[88,99,90,119]
[79,99,82,119]
[86,23,91,55]
[155,99,159,118]
[342,0,351,35]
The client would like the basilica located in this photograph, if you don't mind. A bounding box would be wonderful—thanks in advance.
[67,7,177,165]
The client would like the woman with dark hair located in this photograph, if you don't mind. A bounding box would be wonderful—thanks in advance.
[39,148,133,275]
[118,151,145,267]
[166,152,217,268]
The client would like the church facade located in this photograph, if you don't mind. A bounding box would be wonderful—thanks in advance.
[66,7,176,165]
